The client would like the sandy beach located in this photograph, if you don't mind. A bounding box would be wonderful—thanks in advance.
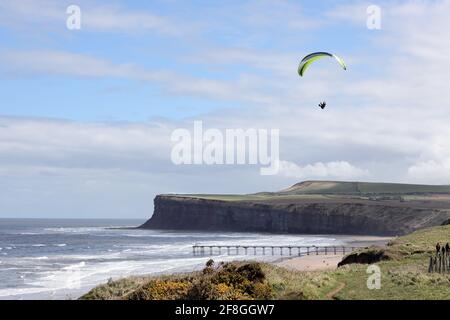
[276,254,344,272]
[275,235,392,272]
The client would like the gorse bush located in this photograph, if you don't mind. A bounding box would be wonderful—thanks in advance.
[128,279,191,300]
[207,262,272,299]
[185,276,220,300]
[115,260,273,300]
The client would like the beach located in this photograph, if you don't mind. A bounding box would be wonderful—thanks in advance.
[276,254,344,271]
[275,235,392,272]
[0,218,361,300]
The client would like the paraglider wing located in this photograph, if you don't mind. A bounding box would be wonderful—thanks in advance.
[298,52,347,77]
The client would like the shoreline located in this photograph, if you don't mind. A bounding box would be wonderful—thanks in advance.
[275,254,345,272]
[0,230,392,300]
[273,235,392,272]
[76,234,392,297]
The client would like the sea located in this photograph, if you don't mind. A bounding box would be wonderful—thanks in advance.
[0,218,359,300]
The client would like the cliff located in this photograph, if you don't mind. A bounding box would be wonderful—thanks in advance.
[140,181,450,236]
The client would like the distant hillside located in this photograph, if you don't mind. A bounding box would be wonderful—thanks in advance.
[173,181,450,202]
[278,181,450,195]
[174,181,450,202]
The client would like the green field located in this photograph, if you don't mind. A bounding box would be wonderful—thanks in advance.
[291,181,450,195]
[168,181,450,202]
[267,225,450,300]
[174,193,331,202]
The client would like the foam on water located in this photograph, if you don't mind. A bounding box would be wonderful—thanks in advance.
[0,219,354,300]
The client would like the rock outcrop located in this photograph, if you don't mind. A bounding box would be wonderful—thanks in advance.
[337,247,400,267]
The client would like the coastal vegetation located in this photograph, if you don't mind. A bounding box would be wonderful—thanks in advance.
[174,181,450,201]
[82,260,272,300]
[82,225,450,300]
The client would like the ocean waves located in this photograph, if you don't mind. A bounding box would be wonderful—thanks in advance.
[0,219,348,300]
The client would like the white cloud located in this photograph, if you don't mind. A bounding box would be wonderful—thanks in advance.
[0,117,292,218]
[3,1,450,217]
[0,0,189,36]
[188,48,297,77]
[0,117,172,170]
[2,2,450,181]
[82,4,183,35]
[407,132,450,184]
[0,116,176,217]
[0,49,278,106]
[278,160,370,180]
[0,50,135,77]
[325,2,370,25]
[235,0,322,30]
[408,160,450,184]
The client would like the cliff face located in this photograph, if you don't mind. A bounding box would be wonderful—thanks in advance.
[140,195,450,236]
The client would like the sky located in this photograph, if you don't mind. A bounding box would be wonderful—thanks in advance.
[1,0,450,218]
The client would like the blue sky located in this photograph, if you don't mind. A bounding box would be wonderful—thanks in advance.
[0,0,373,121]
[1,0,450,218]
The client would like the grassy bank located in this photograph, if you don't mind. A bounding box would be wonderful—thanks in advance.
[171,181,450,202]
[82,225,450,300]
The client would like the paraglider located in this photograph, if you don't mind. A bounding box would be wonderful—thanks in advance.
[298,52,346,77]
[298,52,346,110]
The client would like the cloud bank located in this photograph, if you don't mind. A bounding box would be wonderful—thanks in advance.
[1,0,450,217]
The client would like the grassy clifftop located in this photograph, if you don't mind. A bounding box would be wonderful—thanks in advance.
[269,224,450,300]
[288,224,450,300]
[82,225,450,300]
[169,181,450,202]
[280,181,450,195]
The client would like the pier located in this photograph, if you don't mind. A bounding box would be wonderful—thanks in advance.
[192,245,362,256]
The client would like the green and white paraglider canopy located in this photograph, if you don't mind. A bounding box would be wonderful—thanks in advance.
[298,52,347,77]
